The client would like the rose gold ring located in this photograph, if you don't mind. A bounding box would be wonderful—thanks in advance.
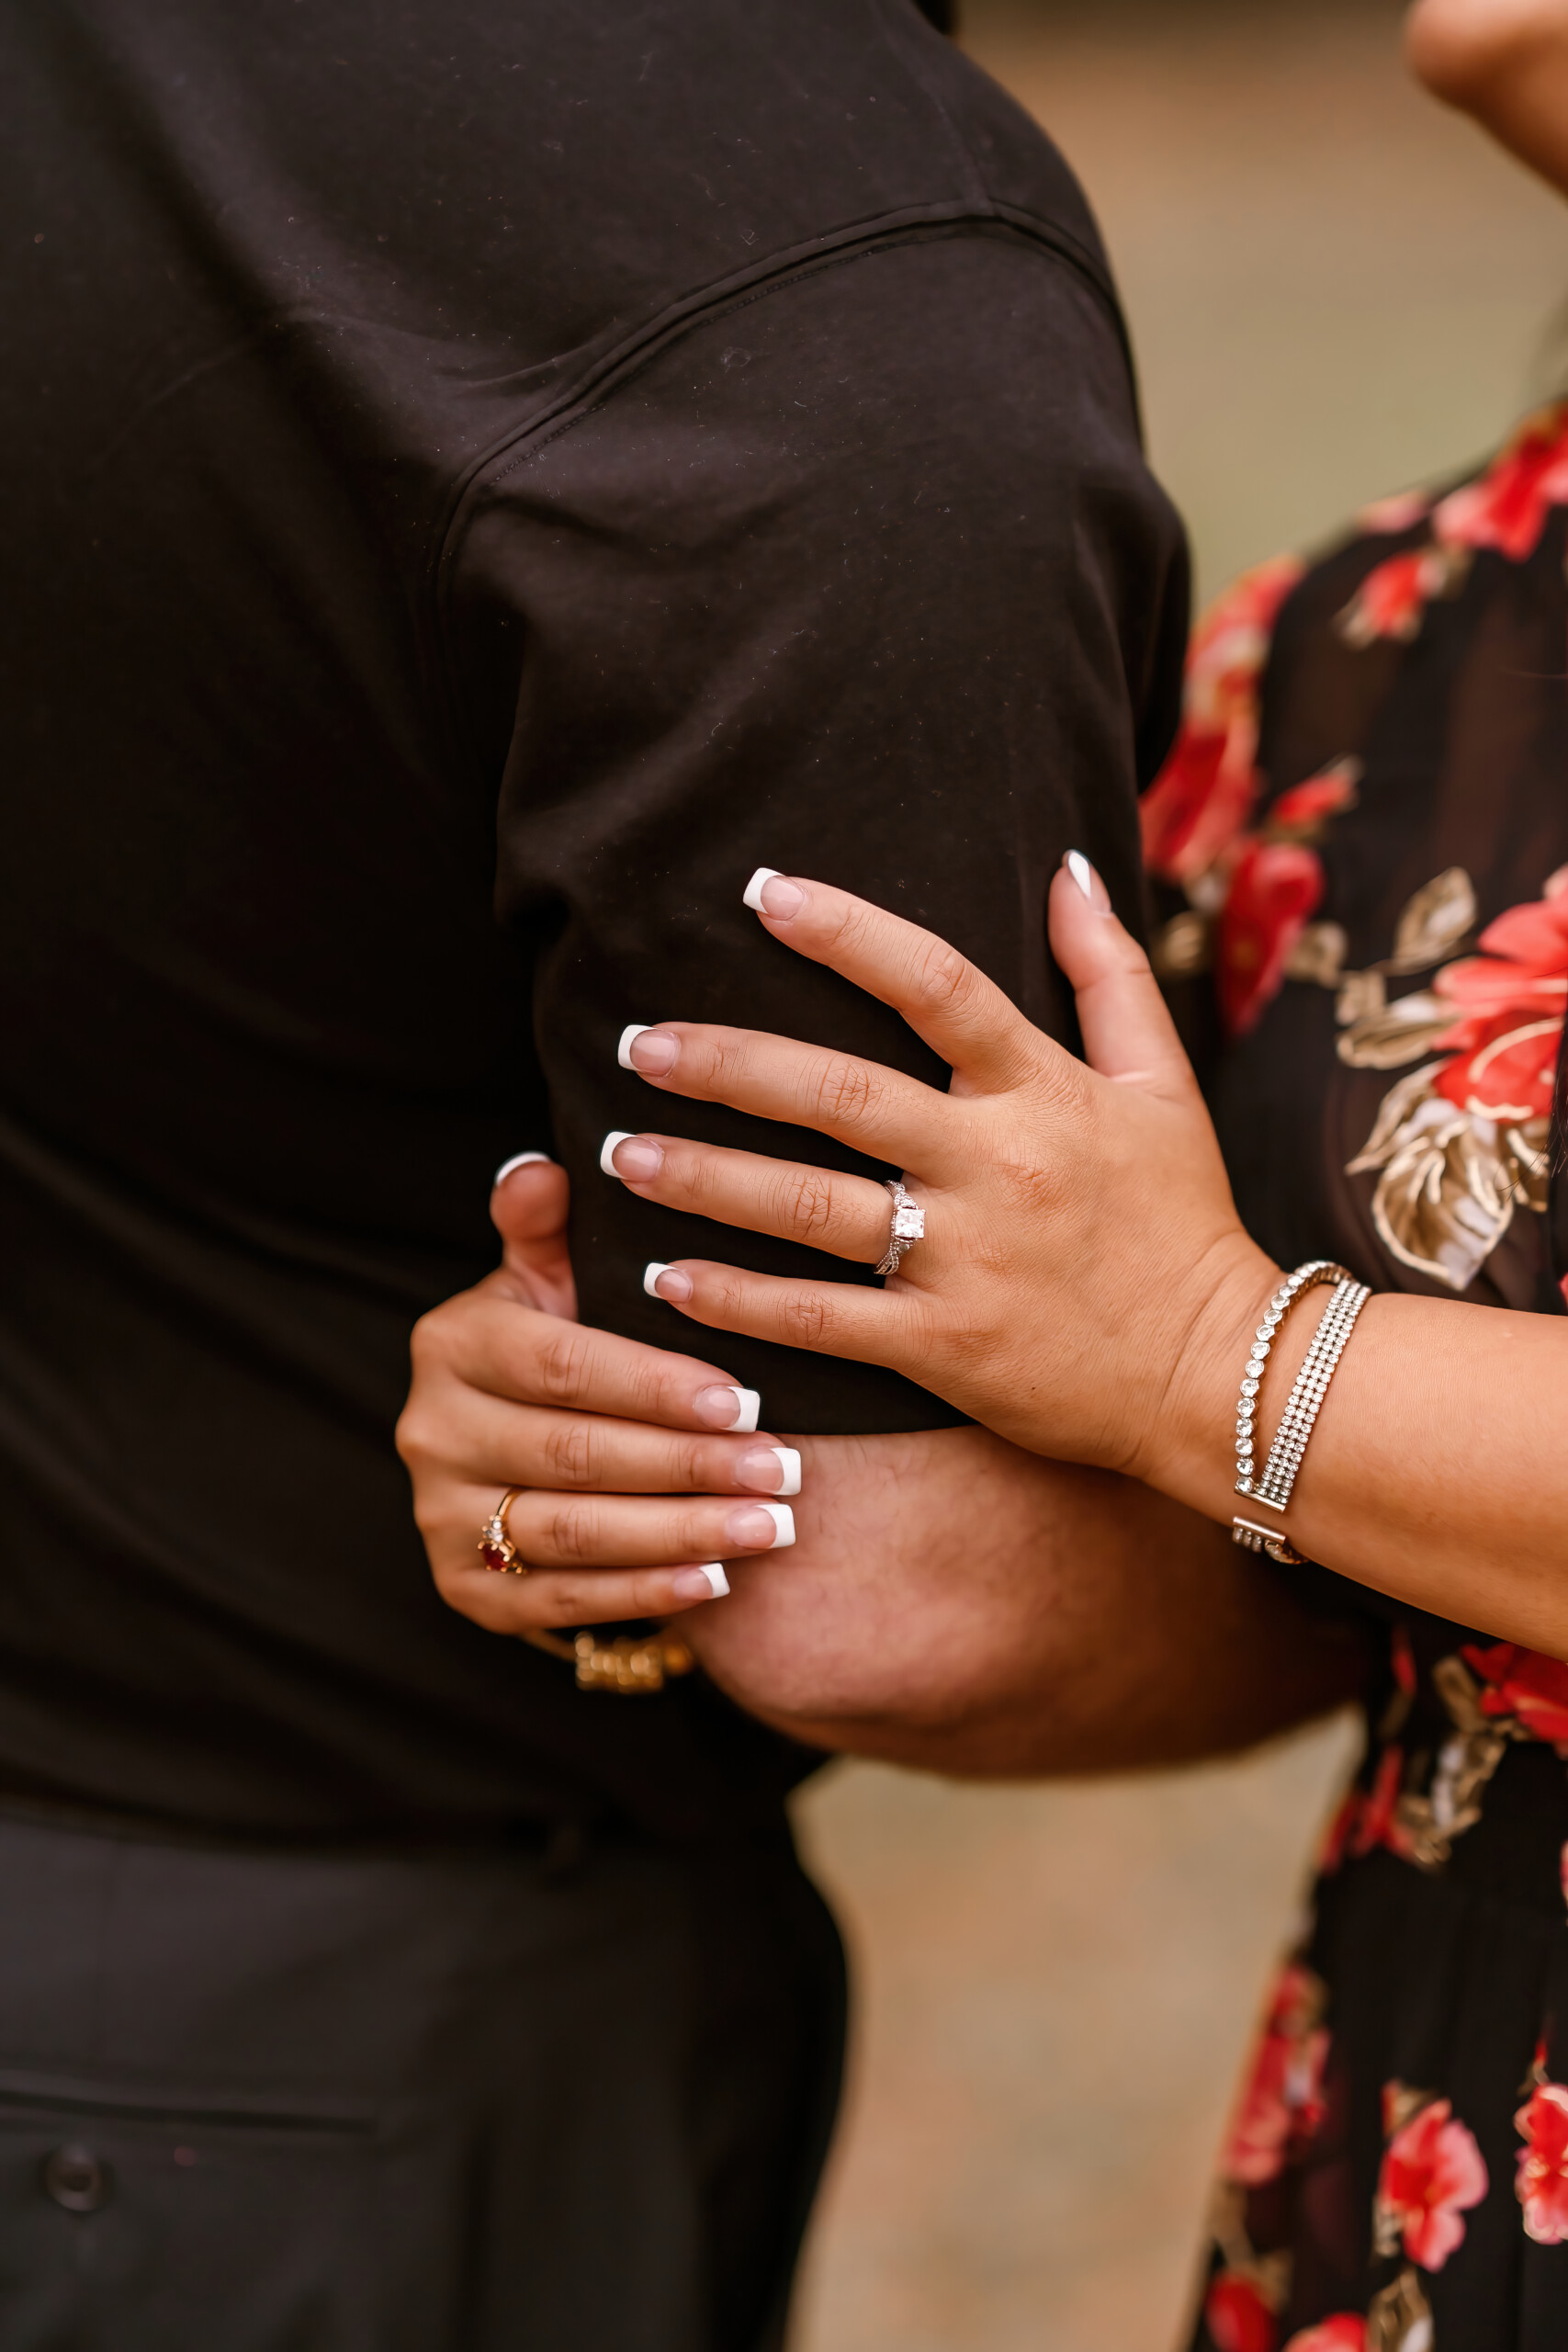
[478,1487,527,1575]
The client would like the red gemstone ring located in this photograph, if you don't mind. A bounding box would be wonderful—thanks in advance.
[478,1487,527,1575]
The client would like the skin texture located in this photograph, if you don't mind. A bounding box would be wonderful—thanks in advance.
[1406,0,1568,192]
[399,1159,1364,1772]
[612,865,1568,1657]
[688,1427,1368,1773]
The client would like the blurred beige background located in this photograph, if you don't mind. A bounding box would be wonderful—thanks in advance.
[789,6,1568,2350]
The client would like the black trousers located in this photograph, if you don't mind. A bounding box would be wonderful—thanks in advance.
[0,1806,846,2351]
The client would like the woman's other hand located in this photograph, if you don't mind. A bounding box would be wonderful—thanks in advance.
[605,862,1276,1508]
[395,1159,804,1637]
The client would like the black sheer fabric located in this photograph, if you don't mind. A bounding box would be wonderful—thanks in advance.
[1147,419,1568,2349]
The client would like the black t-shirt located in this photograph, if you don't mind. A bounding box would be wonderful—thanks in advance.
[0,0,1188,1838]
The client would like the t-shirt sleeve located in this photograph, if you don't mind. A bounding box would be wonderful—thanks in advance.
[446,225,1190,1433]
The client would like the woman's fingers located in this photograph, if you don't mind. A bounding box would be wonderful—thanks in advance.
[497,1486,796,1570]
[618,1021,965,1181]
[402,1385,802,1497]
[644,1258,913,1367]
[412,1292,767,1432]
[490,1153,577,1320]
[741,869,1043,1091]
[423,1483,798,1632]
[440,1556,731,1636]
[1048,854,1199,1101]
[605,1131,895,1266]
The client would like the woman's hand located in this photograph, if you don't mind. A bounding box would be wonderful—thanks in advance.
[396,1157,805,1636]
[409,1154,1364,1758]
[604,864,1568,1655]
[604,860,1277,1505]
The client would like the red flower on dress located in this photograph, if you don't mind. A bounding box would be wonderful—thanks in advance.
[1282,2321,1365,2352]
[1322,1742,1418,1872]
[1222,1962,1330,2185]
[1205,2269,1280,2352]
[1516,2061,1568,2243]
[1461,1642,1568,1746]
[1142,555,1305,885]
[1216,841,1325,1036]
[1348,1745,1413,1862]
[1338,546,1452,649]
[1427,888,1568,1123]
[1337,402,1568,647]
[1375,2089,1488,2269]
[1434,401,1568,560]
[1267,764,1359,839]
[1357,489,1433,534]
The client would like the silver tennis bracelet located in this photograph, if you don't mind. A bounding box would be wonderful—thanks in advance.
[1230,1260,1371,1566]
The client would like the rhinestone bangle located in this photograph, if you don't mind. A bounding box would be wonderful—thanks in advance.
[1229,1261,1360,1564]
[1248,1277,1370,1519]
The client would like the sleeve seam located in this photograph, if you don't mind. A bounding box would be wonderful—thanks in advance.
[428,209,1132,784]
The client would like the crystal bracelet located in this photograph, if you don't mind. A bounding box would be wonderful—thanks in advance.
[1248,1277,1370,1515]
[1230,1261,1362,1566]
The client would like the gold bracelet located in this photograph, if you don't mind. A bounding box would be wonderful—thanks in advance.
[522,1627,695,1694]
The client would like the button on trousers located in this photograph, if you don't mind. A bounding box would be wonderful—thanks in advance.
[0,1808,845,2352]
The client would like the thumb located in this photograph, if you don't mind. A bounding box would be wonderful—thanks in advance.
[491,1153,577,1320]
[1048,854,1196,1101]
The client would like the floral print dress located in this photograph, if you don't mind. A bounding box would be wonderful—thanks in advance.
[1145,406,1568,2352]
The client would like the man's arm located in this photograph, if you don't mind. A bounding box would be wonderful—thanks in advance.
[401,1165,1366,1771]
[447,223,1189,1434]
[686,1429,1369,1777]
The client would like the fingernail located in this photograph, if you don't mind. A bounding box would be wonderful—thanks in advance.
[737,1445,802,1496]
[725,1501,796,1551]
[606,1134,664,1183]
[492,1151,552,1184]
[601,1130,634,1176]
[626,1026,680,1076]
[1065,850,1110,911]
[694,1383,761,1432]
[744,866,807,920]
[618,1023,653,1069]
[673,1563,729,1601]
[644,1261,694,1305]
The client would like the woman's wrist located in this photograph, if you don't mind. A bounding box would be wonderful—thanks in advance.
[1136,1233,1295,1520]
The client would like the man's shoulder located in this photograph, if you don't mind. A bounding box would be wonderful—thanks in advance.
[254,0,1117,371]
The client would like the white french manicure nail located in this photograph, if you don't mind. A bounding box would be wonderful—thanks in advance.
[696,1563,730,1599]
[755,1502,795,1548]
[1066,851,1095,901]
[601,1130,634,1176]
[618,1023,655,1070]
[743,866,784,912]
[723,1386,761,1433]
[768,1447,802,1497]
[492,1151,552,1184]
[644,1260,673,1296]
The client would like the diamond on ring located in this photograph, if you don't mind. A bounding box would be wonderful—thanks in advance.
[479,1487,528,1575]
[874,1179,925,1278]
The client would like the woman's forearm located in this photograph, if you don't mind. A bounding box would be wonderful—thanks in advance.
[1158,1249,1568,1651]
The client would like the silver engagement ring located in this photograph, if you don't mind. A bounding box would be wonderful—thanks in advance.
[874,1178,925,1278]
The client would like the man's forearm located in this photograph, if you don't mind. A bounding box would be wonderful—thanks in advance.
[685,1429,1370,1779]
